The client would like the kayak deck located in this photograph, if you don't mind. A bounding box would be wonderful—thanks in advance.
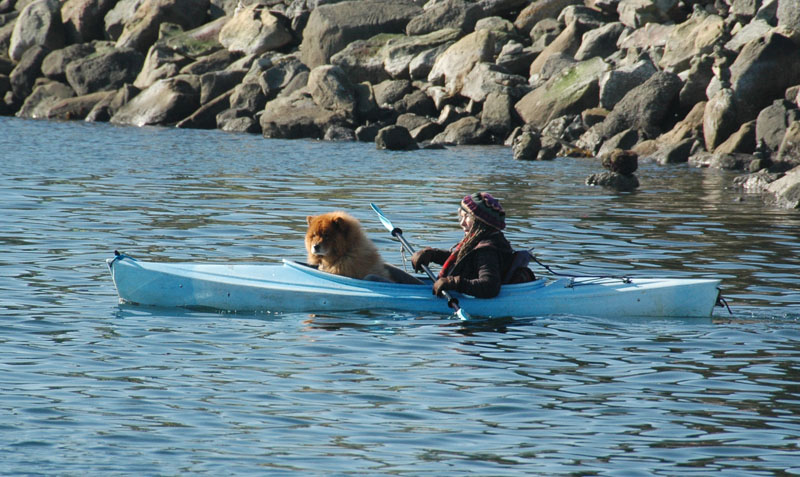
[106,255,722,318]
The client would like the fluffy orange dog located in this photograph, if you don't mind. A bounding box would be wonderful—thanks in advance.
[305,211,391,280]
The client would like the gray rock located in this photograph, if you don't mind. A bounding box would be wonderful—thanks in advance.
[730,32,800,124]
[260,90,351,139]
[529,19,594,78]
[704,88,740,151]
[733,169,784,193]
[651,138,694,165]
[16,80,74,119]
[355,124,381,142]
[776,121,800,166]
[594,71,683,142]
[299,0,421,68]
[428,29,494,95]
[460,62,528,103]
[481,91,515,140]
[410,121,444,142]
[66,46,145,95]
[373,79,411,107]
[432,116,491,145]
[8,0,65,62]
[777,0,800,33]
[618,0,678,28]
[375,125,418,150]
[85,84,139,122]
[218,4,292,56]
[176,89,231,129]
[393,89,436,117]
[689,151,754,170]
[406,0,481,36]
[586,171,639,191]
[598,58,658,111]
[115,0,210,52]
[765,165,800,208]
[104,0,145,41]
[46,90,114,120]
[383,28,461,79]
[514,0,582,35]
[409,42,452,80]
[180,49,243,76]
[199,69,246,104]
[111,76,200,126]
[597,129,639,158]
[216,107,260,133]
[515,57,608,130]
[495,41,540,77]
[324,125,356,141]
[9,45,51,101]
[307,65,357,117]
[715,120,757,155]
[61,0,116,43]
[679,54,714,113]
[574,22,626,62]
[726,19,772,52]
[134,44,192,89]
[256,54,309,98]
[659,9,725,73]
[229,81,266,112]
[41,42,102,82]
[756,100,794,152]
[511,130,541,160]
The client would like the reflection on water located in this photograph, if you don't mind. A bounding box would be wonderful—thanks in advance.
[0,117,798,475]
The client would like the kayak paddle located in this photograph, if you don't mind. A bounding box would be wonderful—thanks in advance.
[370,203,471,321]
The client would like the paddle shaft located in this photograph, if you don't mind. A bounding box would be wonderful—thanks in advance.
[389,226,464,315]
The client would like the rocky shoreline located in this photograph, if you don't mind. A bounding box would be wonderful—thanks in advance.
[2,0,799,208]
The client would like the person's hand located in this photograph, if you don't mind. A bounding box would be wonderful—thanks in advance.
[411,248,436,272]
[432,276,459,296]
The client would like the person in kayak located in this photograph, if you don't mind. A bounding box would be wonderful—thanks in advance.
[411,192,534,299]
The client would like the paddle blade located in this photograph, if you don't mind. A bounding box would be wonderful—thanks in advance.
[455,307,471,321]
[369,203,395,233]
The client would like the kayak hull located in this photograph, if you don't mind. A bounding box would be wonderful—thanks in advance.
[106,256,722,318]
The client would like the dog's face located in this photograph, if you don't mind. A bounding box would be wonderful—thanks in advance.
[305,213,352,261]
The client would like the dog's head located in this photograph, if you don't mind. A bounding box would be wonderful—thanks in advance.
[305,212,358,262]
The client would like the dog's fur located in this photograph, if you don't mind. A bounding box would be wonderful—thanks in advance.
[305,211,391,280]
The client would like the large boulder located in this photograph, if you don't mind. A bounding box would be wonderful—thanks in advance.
[307,64,357,117]
[704,88,740,151]
[9,45,50,101]
[574,21,626,61]
[61,0,116,43]
[46,90,114,120]
[104,0,145,41]
[777,0,800,33]
[115,0,211,52]
[659,9,725,73]
[776,121,800,166]
[618,0,678,28]
[299,0,421,69]
[406,0,481,36]
[431,116,491,145]
[529,19,593,78]
[755,99,798,152]
[260,90,351,139]
[110,76,200,126]
[134,44,192,89]
[481,91,516,140]
[8,0,65,62]
[218,4,292,56]
[375,125,418,150]
[514,0,582,35]
[598,58,657,111]
[730,32,800,124]
[382,28,460,79]
[515,56,608,129]
[679,53,714,113]
[590,71,683,144]
[41,42,103,82]
[764,165,800,208]
[428,29,494,96]
[460,62,528,103]
[85,83,139,122]
[65,46,145,95]
[330,34,398,85]
[16,80,74,119]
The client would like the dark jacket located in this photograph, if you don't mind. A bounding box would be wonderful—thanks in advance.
[427,231,515,298]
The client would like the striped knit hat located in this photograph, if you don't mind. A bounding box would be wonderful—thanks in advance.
[461,192,506,230]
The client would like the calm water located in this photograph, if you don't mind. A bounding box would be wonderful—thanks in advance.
[1,116,799,475]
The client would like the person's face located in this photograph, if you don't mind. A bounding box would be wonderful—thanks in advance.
[458,208,473,234]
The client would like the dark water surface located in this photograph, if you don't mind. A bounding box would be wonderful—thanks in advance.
[1,117,799,475]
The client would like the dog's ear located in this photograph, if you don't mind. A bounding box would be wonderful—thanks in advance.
[306,215,314,225]
[332,216,343,229]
